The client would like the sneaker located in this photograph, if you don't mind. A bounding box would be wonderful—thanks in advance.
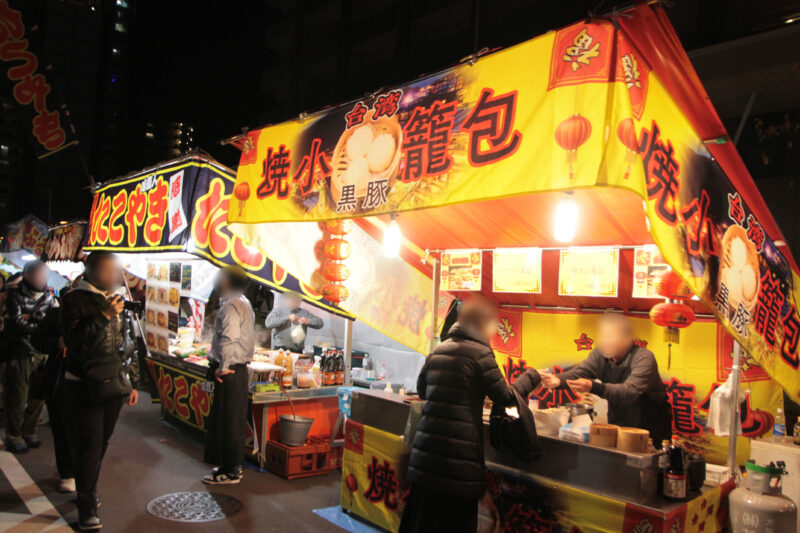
[6,441,28,454]
[78,514,102,530]
[202,471,241,485]
[211,465,242,477]
[58,478,76,493]
[24,436,42,449]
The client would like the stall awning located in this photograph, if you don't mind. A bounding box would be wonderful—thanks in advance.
[226,4,800,399]
[82,154,351,318]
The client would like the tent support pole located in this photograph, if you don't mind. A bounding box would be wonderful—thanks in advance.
[727,341,743,476]
[344,319,353,385]
[430,257,441,353]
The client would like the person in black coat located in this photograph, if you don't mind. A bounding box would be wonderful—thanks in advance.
[401,295,541,533]
[2,261,58,453]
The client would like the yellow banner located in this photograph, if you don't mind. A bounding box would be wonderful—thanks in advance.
[495,310,782,465]
[341,421,408,533]
[229,19,800,399]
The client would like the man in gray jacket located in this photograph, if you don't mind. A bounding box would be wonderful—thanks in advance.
[264,291,323,353]
[542,312,672,445]
[203,267,254,485]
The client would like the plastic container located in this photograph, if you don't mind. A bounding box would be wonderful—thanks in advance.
[337,386,356,417]
[264,438,331,479]
[296,372,314,389]
[279,415,314,446]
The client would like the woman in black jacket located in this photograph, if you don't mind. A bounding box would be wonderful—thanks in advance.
[401,295,541,533]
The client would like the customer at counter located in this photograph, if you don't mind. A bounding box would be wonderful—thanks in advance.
[401,295,541,533]
[542,312,672,445]
[264,291,323,353]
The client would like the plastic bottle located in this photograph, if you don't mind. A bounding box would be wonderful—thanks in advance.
[337,349,345,385]
[774,408,786,442]
[322,348,331,386]
[362,352,372,376]
[379,363,387,381]
[384,382,393,393]
[281,351,293,389]
[311,356,322,388]
[794,416,800,446]
[657,439,670,495]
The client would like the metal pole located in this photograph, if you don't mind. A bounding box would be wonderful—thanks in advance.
[733,92,757,147]
[344,318,353,385]
[727,341,744,476]
[430,257,441,353]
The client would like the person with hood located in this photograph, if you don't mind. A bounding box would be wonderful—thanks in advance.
[264,290,323,353]
[2,261,58,454]
[401,295,542,533]
[61,252,139,531]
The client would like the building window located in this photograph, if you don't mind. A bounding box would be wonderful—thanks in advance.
[112,48,120,56]
[116,0,129,8]
[0,145,8,157]
[114,22,127,33]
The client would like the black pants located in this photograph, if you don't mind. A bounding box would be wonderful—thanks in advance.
[46,385,75,479]
[204,363,248,473]
[399,487,478,533]
[65,381,124,514]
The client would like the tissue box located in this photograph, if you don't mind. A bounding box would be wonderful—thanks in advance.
[559,422,590,443]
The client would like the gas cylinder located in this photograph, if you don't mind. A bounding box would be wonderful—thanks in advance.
[730,460,797,533]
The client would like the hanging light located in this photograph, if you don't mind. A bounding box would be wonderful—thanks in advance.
[383,214,402,257]
[553,197,578,243]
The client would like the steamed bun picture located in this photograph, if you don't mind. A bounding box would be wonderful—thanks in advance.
[719,225,760,313]
[367,133,396,173]
[346,125,374,161]
[341,157,369,186]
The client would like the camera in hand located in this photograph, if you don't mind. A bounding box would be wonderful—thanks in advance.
[122,300,144,314]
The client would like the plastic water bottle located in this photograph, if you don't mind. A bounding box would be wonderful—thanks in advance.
[774,408,786,442]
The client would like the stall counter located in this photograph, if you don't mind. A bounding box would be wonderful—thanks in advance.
[344,390,734,533]
[145,351,212,432]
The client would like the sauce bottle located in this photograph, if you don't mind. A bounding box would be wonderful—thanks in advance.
[662,436,687,500]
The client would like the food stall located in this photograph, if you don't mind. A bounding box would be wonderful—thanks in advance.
[81,155,350,451]
[0,214,72,291]
[225,2,799,531]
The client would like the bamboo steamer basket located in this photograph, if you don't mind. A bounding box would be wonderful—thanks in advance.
[330,111,402,207]
[617,427,650,453]
[589,423,619,448]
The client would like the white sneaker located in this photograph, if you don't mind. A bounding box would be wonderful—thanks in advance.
[59,478,76,493]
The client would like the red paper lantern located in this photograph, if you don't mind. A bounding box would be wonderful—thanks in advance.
[233,182,251,216]
[345,473,358,493]
[655,270,693,300]
[650,301,695,328]
[322,261,350,282]
[324,219,354,236]
[323,238,351,260]
[617,118,639,180]
[313,239,327,262]
[555,114,591,179]
[322,283,349,303]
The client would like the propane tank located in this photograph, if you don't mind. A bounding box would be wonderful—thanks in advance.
[730,460,797,533]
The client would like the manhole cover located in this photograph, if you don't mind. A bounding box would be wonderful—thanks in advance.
[146,491,242,523]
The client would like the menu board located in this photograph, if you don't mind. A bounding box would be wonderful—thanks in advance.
[492,248,542,294]
[440,250,482,291]
[558,248,619,297]
[145,261,183,354]
[632,245,670,298]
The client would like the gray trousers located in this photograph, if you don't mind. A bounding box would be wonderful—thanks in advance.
[2,354,47,443]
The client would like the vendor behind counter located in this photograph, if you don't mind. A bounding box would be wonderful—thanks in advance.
[542,312,672,445]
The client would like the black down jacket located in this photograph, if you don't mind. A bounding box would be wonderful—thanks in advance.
[5,282,58,359]
[408,322,541,500]
[61,284,130,384]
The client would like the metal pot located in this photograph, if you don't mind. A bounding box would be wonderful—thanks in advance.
[569,403,594,419]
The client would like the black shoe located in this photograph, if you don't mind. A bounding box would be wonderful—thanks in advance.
[24,436,42,449]
[78,513,102,530]
[6,441,28,454]
[202,470,241,485]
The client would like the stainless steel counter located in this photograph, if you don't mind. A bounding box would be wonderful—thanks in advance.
[251,386,339,405]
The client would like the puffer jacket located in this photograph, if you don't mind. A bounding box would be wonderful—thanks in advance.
[6,281,58,358]
[61,282,138,387]
[408,322,541,500]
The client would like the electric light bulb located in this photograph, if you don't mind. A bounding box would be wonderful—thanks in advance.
[553,199,578,243]
[383,216,402,257]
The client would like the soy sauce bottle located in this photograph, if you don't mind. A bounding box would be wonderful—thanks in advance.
[662,437,687,500]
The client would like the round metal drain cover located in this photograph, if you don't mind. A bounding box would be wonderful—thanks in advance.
[147,491,242,523]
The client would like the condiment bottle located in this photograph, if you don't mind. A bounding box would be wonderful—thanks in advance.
[281,351,293,389]
[662,436,687,500]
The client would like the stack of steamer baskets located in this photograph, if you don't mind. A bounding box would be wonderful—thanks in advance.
[589,424,650,453]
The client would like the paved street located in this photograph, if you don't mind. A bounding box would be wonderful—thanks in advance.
[0,395,344,532]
